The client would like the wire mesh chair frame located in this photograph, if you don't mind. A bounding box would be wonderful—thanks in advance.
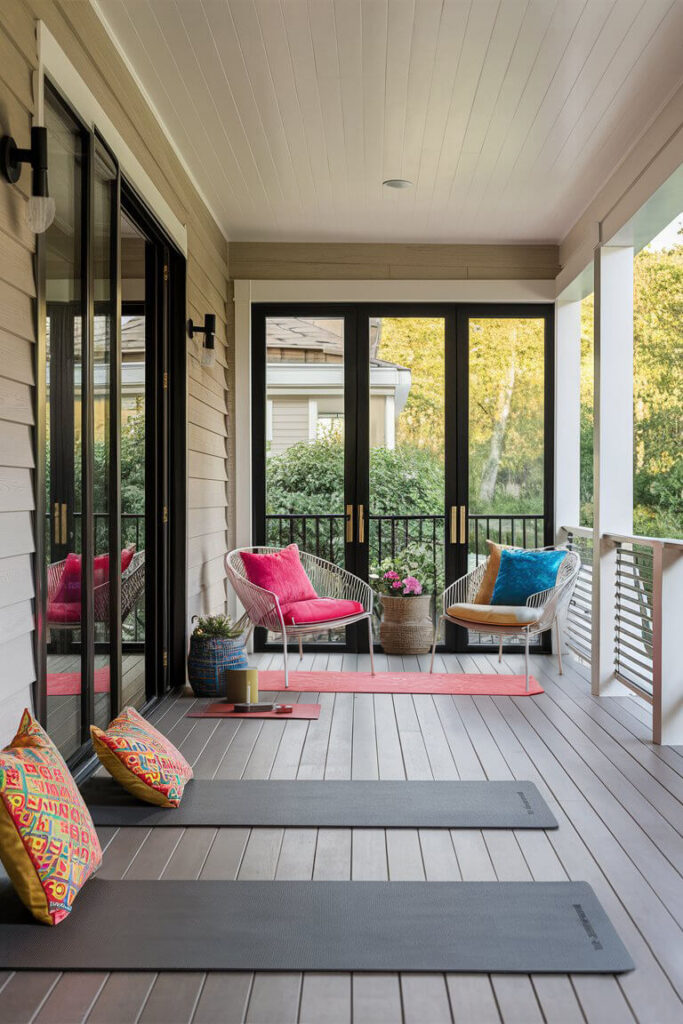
[46,547,145,630]
[429,547,581,690]
[226,547,376,687]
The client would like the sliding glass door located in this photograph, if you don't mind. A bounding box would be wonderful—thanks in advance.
[39,82,178,765]
[252,303,553,655]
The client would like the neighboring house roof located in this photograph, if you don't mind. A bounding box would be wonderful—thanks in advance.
[266,316,409,371]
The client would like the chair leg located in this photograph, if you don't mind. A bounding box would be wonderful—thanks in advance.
[429,618,441,674]
[498,639,503,663]
[282,629,289,688]
[524,629,530,693]
[555,619,564,675]
[298,636,304,662]
[366,616,376,675]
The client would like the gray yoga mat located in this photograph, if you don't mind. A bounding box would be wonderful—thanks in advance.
[0,879,633,973]
[82,778,558,829]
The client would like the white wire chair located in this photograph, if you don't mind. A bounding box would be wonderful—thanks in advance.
[226,547,376,687]
[429,547,581,690]
[46,547,145,630]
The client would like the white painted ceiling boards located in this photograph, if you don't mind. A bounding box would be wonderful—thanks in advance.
[95,0,683,243]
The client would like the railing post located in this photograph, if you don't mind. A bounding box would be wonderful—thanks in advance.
[652,543,683,745]
[592,244,634,696]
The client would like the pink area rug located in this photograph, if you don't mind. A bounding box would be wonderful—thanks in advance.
[186,702,321,720]
[47,666,111,696]
[258,671,543,696]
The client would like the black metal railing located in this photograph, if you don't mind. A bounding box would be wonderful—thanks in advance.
[265,511,546,597]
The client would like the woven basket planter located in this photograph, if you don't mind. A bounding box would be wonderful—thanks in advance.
[379,594,433,655]
[187,636,248,698]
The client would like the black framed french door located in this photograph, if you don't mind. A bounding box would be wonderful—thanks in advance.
[252,302,554,655]
[449,305,555,653]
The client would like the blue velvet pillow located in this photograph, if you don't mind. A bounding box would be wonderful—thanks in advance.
[490,549,566,606]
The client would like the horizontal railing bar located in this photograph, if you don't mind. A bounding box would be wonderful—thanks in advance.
[614,672,654,703]
[614,660,654,686]
[614,638,653,667]
[616,622,654,645]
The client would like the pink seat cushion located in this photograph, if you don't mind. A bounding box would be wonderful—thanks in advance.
[240,544,318,606]
[280,598,364,625]
[46,601,82,624]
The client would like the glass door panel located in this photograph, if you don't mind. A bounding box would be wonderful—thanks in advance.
[458,311,551,650]
[92,140,119,729]
[367,317,446,616]
[262,313,353,645]
[44,93,85,759]
[120,209,148,709]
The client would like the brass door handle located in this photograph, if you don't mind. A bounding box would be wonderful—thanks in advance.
[345,504,354,543]
[61,503,68,545]
[459,505,467,545]
[450,506,458,544]
[357,505,365,544]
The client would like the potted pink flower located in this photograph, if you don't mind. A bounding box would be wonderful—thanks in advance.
[373,568,433,655]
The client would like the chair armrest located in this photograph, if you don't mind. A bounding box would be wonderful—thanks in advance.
[228,572,286,633]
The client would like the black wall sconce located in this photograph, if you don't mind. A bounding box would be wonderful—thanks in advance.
[188,313,217,368]
[1,126,56,233]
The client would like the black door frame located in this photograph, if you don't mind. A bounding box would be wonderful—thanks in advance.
[251,302,554,655]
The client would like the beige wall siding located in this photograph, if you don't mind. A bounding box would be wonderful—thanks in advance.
[229,242,561,281]
[0,5,36,744]
[270,398,311,456]
[0,1,231,742]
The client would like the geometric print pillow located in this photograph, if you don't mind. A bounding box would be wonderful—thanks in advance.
[0,709,102,925]
[90,706,193,807]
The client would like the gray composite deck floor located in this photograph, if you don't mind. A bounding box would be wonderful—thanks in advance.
[2,649,683,1023]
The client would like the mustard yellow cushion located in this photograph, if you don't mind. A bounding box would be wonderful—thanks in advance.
[91,707,193,807]
[0,709,102,925]
[473,540,508,604]
[446,603,540,626]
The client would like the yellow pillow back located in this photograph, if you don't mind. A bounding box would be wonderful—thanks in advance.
[474,540,508,603]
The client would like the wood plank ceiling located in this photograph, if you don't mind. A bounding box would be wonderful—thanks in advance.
[94,0,683,243]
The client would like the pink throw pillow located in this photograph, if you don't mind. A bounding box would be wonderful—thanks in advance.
[240,544,317,606]
[52,547,135,605]
[280,598,364,625]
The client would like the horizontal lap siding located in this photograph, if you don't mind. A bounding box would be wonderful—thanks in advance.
[0,0,232,743]
[0,7,36,744]
[229,242,561,280]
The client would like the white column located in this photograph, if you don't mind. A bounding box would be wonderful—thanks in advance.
[652,543,683,745]
[592,245,634,696]
[554,299,582,539]
[308,399,318,441]
[384,395,395,450]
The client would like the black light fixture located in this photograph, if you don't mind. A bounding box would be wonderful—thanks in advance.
[188,313,217,368]
[1,126,56,233]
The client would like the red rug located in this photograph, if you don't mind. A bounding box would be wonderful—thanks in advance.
[186,702,321,720]
[47,667,111,696]
[258,671,543,696]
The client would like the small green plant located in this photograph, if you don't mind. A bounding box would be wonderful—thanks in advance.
[191,614,244,640]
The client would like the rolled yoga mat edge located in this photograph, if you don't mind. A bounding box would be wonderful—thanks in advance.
[82,778,558,829]
[0,880,633,973]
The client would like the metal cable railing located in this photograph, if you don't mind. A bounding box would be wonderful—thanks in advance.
[614,540,654,697]
[563,527,593,662]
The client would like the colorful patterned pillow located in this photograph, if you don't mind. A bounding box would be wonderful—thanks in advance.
[0,709,102,925]
[90,707,193,807]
